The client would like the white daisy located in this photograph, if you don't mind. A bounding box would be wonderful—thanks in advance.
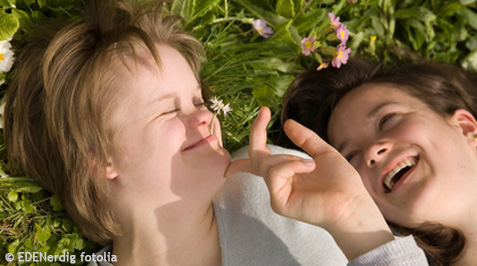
[209,96,232,116]
[0,39,15,73]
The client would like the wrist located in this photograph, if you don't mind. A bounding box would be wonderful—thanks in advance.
[323,195,394,260]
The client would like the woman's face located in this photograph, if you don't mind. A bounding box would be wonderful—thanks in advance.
[328,84,477,226]
[108,45,230,209]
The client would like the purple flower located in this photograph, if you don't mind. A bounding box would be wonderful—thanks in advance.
[252,19,273,38]
[336,24,349,45]
[332,45,351,68]
[301,37,316,55]
[328,13,341,30]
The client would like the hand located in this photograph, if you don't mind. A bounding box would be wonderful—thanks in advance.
[225,107,394,259]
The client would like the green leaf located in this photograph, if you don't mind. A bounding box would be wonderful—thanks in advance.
[439,3,462,17]
[8,239,20,253]
[35,223,52,243]
[8,191,18,202]
[50,195,63,211]
[270,19,301,48]
[294,8,326,35]
[234,0,287,28]
[0,0,15,7]
[38,0,47,8]
[331,0,346,15]
[252,85,276,107]
[0,12,19,41]
[276,0,295,18]
[11,8,30,25]
[457,6,477,30]
[12,182,43,193]
[461,50,477,71]
[22,200,34,213]
[321,46,337,56]
[267,74,295,97]
[394,7,436,23]
[460,0,476,5]
[171,0,196,21]
[189,0,220,23]
[294,0,303,16]
[73,235,85,250]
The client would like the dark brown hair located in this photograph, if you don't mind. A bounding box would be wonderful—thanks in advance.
[280,58,477,264]
[4,0,204,245]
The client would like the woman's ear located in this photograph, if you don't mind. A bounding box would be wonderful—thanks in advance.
[105,160,118,180]
[450,109,477,147]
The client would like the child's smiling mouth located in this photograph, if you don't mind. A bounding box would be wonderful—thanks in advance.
[383,156,419,193]
[182,135,216,151]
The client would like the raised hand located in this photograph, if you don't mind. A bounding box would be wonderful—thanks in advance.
[225,107,394,259]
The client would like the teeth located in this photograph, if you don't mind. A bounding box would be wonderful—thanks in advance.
[384,158,417,191]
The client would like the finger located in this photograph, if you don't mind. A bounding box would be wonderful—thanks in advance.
[224,159,255,177]
[267,159,316,192]
[225,154,308,177]
[249,107,272,159]
[265,159,316,211]
[283,119,335,158]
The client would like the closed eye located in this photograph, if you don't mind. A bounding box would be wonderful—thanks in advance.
[195,102,206,108]
[162,109,180,116]
[345,151,358,162]
[378,113,396,130]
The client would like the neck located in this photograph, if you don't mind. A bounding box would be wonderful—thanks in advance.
[112,202,221,266]
[452,217,477,266]
[439,201,477,266]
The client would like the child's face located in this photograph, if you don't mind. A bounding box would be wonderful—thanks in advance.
[109,45,230,209]
[327,83,477,226]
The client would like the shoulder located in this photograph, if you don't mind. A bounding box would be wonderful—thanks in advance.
[86,246,115,266]
[214,145,347,265]
[231,144,311,160]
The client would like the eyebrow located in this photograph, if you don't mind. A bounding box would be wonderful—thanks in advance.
[150,92,177,106]
[336,101,397,153]
[149,85,202,105]
[366,101,397,119]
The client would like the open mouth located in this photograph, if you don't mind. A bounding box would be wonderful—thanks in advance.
[383,157,418,192]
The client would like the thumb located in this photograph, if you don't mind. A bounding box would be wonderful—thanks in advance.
[284,119,334,158]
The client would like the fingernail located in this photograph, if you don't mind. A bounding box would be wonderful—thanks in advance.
[303,159,314,166]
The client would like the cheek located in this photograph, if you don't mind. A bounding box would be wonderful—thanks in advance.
[116,121,186,171]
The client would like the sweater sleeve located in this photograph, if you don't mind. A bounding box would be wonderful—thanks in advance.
[347,235,428,266]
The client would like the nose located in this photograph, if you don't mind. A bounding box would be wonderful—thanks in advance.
[186,108,214,129]
[365,141,391,167]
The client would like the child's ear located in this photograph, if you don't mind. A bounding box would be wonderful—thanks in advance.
[105,160,118,180]
[451,109,477,147]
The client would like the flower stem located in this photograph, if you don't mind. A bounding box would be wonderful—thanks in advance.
[210,113,218,135]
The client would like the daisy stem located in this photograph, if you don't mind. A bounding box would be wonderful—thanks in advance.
[210,113,218,135]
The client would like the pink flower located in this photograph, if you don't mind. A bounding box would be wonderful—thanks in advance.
[347,0,357,3]
[328,13,341,30]
[301,37,316,55]
[252,19,273,38]
[336,24,349,45]
[317,62,329,71]
[332,45,351,68]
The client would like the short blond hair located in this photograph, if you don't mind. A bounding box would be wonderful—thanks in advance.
[5,0,204,244]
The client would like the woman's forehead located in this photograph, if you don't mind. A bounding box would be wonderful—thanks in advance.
[326,84,421,142]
